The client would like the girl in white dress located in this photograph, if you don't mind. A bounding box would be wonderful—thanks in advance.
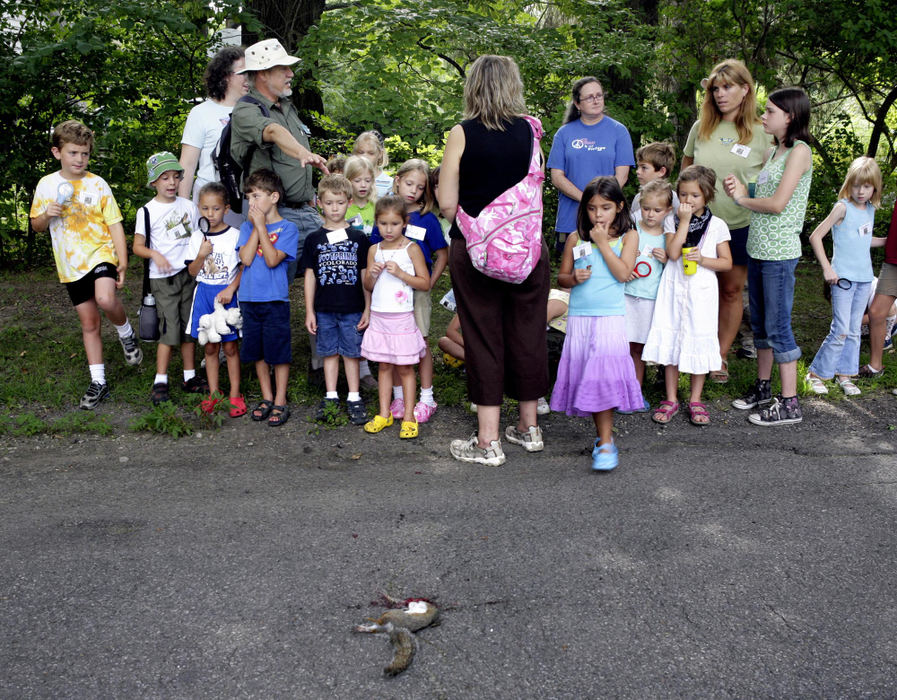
[642,165,732,426]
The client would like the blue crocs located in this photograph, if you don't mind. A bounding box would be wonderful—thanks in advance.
[591,439,619,471]
[615,396,650,415]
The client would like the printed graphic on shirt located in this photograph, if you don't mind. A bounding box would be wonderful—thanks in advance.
[316,241,362,286]
[571,138,607,152]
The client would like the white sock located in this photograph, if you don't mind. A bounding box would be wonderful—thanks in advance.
[183,369,196,382]
[359,359,371,378]
[154,374,168,385]
[89,364,105,384]
[326,391,338,399]
[114,321,134,338]
[420,386,435,406]
[347,391,361,402]
[393,386,404,400]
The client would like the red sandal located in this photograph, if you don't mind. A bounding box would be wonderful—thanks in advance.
[652,400,679,424]
[688,401,710,426]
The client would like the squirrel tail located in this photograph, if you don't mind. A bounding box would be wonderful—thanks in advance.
[383,623,416,676]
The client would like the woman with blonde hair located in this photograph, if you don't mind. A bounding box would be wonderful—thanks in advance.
[681,58,771,382]
[439,54,549,466]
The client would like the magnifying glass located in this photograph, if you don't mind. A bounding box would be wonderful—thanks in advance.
[198,217,210,235]
[836,278,852,290]
[633,260,652,277]
[56,181,74,205]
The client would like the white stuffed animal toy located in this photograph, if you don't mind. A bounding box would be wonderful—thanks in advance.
[197,300,243,345]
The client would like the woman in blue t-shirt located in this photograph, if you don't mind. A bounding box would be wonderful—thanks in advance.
[547,76,635,253]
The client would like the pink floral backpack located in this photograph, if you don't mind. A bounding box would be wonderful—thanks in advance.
[456,115,544,284]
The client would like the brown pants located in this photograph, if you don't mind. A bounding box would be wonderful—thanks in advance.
[450,239,550,405]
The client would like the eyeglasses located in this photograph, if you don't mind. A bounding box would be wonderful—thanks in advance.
[578,93,605,103]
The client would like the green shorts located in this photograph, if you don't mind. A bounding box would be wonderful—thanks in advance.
[150,268,196,346]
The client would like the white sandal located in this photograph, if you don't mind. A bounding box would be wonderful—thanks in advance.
[837,376,861,396]
[805,373,828,395]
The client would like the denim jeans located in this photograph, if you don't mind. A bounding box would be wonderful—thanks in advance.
[808,280,871,378]
[747,257,802,364]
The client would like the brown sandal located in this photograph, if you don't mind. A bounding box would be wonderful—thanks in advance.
[709,359,729,384]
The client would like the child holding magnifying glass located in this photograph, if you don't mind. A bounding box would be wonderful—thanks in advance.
[552,176,642,471]
[624,178,672,408]
[805,156,886,396]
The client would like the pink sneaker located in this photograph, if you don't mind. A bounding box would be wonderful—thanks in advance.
[389,398,405,419]
[413,401,437,423]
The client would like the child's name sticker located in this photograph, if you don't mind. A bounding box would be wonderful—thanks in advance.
[641,244,654,259]
[757,171,769,186]
[78,192,97,207]
[731,144,752,158]
[859,222,873,237]
[406,224,426,241]
[440,288,456,311]
[572,241,591,260]
[327,228,349,244]
[170,222,189,239]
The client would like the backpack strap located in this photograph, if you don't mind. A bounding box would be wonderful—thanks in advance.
[140,206,151,298]
[237,95,271,188]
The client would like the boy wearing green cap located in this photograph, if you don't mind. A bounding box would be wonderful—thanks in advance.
[133,151,208,405]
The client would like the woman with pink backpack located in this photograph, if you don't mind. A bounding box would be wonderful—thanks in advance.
[439,54,549,467]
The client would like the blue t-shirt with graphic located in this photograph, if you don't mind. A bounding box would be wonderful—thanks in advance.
[547,116,635,233]
[236,218,299,302]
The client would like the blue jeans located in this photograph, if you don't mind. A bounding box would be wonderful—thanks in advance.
[280,203,323,283]
[748,257,802,364]
[808,281,871,378]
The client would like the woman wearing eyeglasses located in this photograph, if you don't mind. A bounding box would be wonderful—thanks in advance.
[547,77,635,254]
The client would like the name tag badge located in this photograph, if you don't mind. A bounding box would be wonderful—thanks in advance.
[406,224,426,241]
[170,222,188,239]
[858,222,873,237]
[78,192,96,207]
[327,228,349,244]
[756,171,769,186]
[731,144,752,158]
[641,244,654,259]
[440,288,457,312]
[572,242,591,260]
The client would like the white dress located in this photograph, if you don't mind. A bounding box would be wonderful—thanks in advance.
[641,215,731,374]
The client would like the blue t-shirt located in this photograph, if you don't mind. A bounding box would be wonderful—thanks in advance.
[831,198,876,283]
[371,210,447,273]
[547,116,635,233]
[236,218,299,302]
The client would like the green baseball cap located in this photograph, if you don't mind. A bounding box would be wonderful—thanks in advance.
[146,151,183,187]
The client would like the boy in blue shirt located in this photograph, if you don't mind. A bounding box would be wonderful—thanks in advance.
[302,174,371,425]
[237,169,299,426]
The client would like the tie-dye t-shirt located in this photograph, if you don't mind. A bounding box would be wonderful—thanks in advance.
[30,172,123,283]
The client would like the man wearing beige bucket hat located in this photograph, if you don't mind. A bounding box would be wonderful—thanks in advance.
[230,38,327,262]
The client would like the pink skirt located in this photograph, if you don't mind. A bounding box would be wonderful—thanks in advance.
[550,315,643,416]
[361,310,426,365]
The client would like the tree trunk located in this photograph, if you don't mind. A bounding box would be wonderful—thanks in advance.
[243,0,327,135]
[866,83,897,160]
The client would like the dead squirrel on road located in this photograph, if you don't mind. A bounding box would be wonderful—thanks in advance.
[354,597,439,675]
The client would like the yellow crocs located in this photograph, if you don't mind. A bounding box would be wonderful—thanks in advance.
[399,420,419,439]
[364,414,394,433]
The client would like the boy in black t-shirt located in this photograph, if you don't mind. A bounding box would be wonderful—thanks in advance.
[302,174,371,424]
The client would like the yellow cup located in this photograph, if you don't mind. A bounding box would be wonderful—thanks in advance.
[682,247,697,276]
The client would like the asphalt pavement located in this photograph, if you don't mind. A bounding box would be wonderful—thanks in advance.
[2,395,896,698]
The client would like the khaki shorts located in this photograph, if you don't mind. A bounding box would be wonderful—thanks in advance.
[413,288,432,337]
[150,268,196,346]
[877,262,897,298]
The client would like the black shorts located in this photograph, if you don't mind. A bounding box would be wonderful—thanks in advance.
[65,262,117,306]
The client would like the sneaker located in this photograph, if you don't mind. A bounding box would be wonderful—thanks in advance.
[182,375,209,394]
[536,396,551,415]
[885,333,894,353]
[450,434,506,466]
[119,332,143,366]
[316,397,340,421]
[389,398,405,419]
[732,379,772,410]
[151,382,170,406]
[469,403,478,413]
[591,439,618,471]
[413,401,437,423]
[79,381,109,410]
[748,396,802,426]
[504,424,544,452]
[346,398,368,425]
[858,364,884,378]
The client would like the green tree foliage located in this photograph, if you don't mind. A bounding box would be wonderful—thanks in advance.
[1,0,256,264]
